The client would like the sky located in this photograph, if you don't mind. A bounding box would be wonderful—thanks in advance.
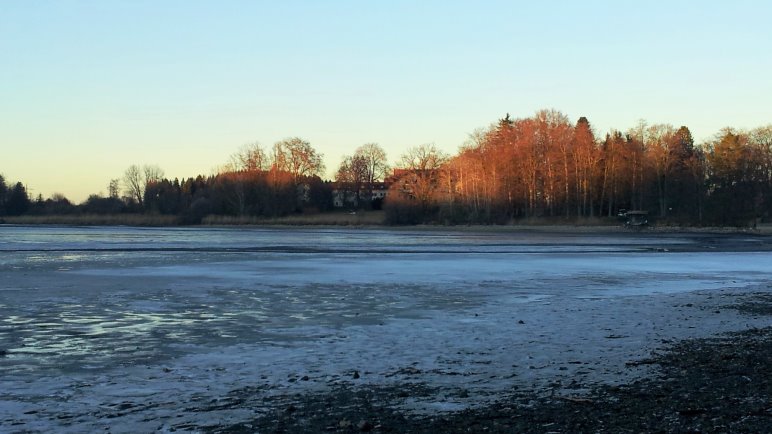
[2,0,771,202]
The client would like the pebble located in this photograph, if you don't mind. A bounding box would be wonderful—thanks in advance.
[357,419,373,431]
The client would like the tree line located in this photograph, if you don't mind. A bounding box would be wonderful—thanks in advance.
[0,137,335,224]
[385,110,772,226]
[2,110,770,226]
[0,175,32,217]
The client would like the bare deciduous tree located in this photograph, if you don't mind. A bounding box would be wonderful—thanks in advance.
[108,179,120,199]
[123,165,144,206]
[143,164,164,184]
[398,144,450,207]
[400,143,448,172]
[355,143,389,184]
[228,142,267,172]
[335,154,369,207]
[354,143,389,202]
[123,164,165,207]
[271,137,325,185]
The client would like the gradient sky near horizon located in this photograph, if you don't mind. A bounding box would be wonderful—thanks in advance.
[2,1,771,202]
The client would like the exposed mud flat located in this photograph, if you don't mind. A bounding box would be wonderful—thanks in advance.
[217,294,772,433]
[0,226,770,432]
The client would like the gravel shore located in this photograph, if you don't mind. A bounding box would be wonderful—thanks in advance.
[215,293,772,433]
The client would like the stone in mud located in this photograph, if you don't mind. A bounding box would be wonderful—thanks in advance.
[357,419,373,431]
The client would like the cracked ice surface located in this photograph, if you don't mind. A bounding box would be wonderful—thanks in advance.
[0,226,771,432]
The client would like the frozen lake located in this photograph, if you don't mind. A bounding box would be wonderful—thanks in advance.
[1,226,771,432]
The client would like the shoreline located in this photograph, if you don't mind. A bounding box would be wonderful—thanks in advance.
[2,216,771,236]
[222,327,771,434]
[216,293,772,433]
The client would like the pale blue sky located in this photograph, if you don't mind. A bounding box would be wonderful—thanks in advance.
[2,0,771,202]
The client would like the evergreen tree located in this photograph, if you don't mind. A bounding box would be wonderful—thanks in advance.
[6,182,30,216]
[0,174,8,215]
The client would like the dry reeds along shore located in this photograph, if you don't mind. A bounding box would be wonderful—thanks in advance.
[1,213,179,227]
[1,211,387,227]
[3,212,771,234]
[201,211,386,226]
